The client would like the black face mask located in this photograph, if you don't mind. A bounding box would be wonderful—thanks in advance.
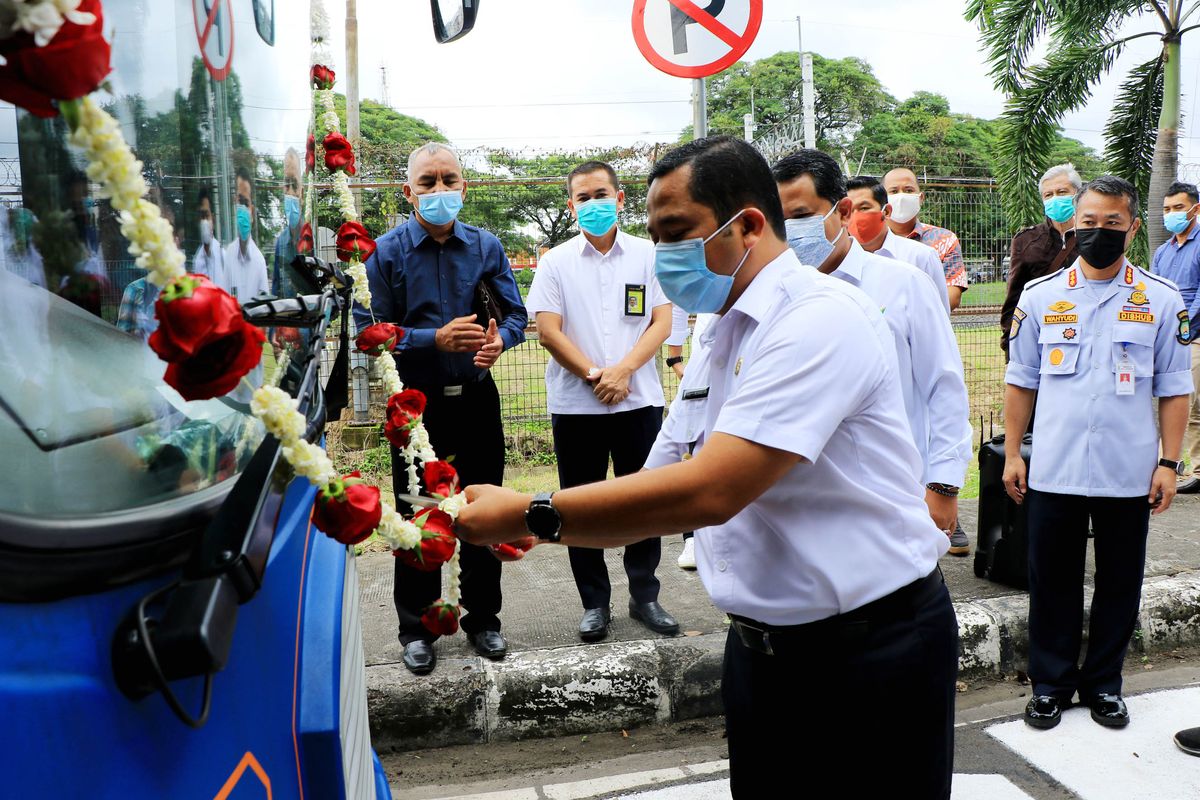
[1074,227,1129,269]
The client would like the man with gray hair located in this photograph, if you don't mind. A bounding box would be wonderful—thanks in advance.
[1001,163,1082,355]
[353,141,528,676]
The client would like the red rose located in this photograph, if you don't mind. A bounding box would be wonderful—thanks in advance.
[312,471,382,545]
[393,508,457,571]
[323,131,357,176]
[336,220,376,264]
[0,0,111,118]
[305,134,315,174]
[422,460,459,499]
[421,600,460,637]
[311,64,336,90]
[148,274,266,401]
[297,222,314,255]
[383,389,426,449]
[355,322,403,356]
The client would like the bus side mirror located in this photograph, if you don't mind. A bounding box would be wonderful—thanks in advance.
[430,0,478,43]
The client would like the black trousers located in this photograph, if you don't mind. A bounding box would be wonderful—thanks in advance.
[1026,489,1150,700]
[722,573,958,799]
[392,375,505,645]
[552,405,664,609]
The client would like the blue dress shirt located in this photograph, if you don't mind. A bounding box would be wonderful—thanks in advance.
[1151,221,1200,336]
[353,215,527,386]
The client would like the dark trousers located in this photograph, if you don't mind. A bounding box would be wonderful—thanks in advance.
[1027,489,1149,700]
[552,406,664,609]
[722,574,958,799]
[392,375,505,645]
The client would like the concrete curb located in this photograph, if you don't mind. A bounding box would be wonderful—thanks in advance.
[367,570,1200,752]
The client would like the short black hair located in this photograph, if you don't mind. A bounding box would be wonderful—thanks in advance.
[1076,174,1139,219]
[1165,180,1199,204]
[567,160,619,195]
[197,186,211,207]
[235,166,253,190]
[648,136,786,239]
[772,149,846,207]
[846,176,887,208]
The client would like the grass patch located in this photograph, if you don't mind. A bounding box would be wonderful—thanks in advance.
[961,280,1005,307]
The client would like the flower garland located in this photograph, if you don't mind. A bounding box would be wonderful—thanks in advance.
[305,0,465,630]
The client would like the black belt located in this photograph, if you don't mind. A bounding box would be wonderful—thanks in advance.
[404,371,490,397]
[729,569,944,656]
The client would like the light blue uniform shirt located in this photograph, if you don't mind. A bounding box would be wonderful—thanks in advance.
[1006,259,1193,496]
[1150,222,1200,331]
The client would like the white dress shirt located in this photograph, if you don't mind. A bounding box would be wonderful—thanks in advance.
[829,241,971,487]
[645,250,948,625]
[527,230,669,415]
[192,242,225,285]
[877,228,951,313]
[221,238,270,302]
[666,304,690,347]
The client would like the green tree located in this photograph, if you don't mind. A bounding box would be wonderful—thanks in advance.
[965,0,1197,257]
[688,51,895,147]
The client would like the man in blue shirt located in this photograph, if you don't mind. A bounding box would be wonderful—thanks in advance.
[354,142,527,676]
[1151,180,1200,493]
[1005,176,1192,731]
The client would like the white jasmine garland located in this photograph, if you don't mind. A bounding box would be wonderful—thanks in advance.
[446,545,462,604]
[345,261,371,308]
[438,493,468,519]
[6,0,95,46]
[281,440,338,486]
[320,110,340,133]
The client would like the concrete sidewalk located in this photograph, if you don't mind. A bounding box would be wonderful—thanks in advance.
[363,495,1200,752]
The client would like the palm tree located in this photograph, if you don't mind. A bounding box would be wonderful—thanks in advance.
[965,1,1200,257]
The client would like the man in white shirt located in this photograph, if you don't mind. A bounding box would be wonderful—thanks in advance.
[774,150,972,552]
[525,160,678,643]
[221,167,269,302]
[458,137,959,798]
[845,176,950,312]
[192,187,225,284]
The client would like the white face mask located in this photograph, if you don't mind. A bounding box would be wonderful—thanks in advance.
[887,193,921,224]
[199,218,214,245]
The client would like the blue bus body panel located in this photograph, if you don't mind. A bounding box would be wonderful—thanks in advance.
[0,477,378,799]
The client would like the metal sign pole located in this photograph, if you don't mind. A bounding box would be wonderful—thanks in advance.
[693,77,708,139]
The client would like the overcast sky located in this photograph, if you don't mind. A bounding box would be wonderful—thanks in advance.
[322,0,1200,172]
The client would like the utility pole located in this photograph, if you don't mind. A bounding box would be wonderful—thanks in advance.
[744,87,756,142]
[797,16,815,149]
[346,0,360,147]
[692,77,707,139]
[380,64,391,109]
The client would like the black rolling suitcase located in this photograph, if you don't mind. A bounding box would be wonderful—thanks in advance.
[975,433,1033,589]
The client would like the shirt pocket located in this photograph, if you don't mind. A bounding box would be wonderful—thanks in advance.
[1038,324,1082,375]
[1111,322,1157,377]
[667,394,708,444]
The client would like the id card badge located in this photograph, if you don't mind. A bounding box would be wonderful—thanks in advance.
[624,284,646,317]
[1116,349,1135,396]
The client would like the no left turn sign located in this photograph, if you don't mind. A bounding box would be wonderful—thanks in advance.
[632,0,763,79]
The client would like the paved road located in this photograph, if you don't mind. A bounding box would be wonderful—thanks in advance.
[393,662,1200,800]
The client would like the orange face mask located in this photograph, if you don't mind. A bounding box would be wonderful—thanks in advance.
[849,209,886,243]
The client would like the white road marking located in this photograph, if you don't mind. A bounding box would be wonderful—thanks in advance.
[987,686,1200,800]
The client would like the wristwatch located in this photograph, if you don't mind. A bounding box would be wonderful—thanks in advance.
[1160,458,1186,476]
[665,356,683,368]
[525,492,562,542]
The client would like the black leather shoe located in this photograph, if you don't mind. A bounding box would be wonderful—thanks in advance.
[1024,695,1065,729]
[1175,726,1200,756]
[469,630,508,660]
[1087,693,1130,728]
[629,600,680,636]
[1178,477,1200,494]
[578,607,612,642]
[402,640,436,675]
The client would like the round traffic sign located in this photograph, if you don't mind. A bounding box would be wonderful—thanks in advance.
[632,0,762,79]
[193,0,235,81]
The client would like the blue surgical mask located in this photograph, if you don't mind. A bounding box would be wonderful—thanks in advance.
[284,194,301,229]
[576,197,618,237]
[417,190,463,226]
[653,210,752,314]
[1043,195,1075,224]
[785,206,843,267]
[236,204,252,241]
[1164,207,1196,234]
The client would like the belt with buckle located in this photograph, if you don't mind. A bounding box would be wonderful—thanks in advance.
[729,569,943,656]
